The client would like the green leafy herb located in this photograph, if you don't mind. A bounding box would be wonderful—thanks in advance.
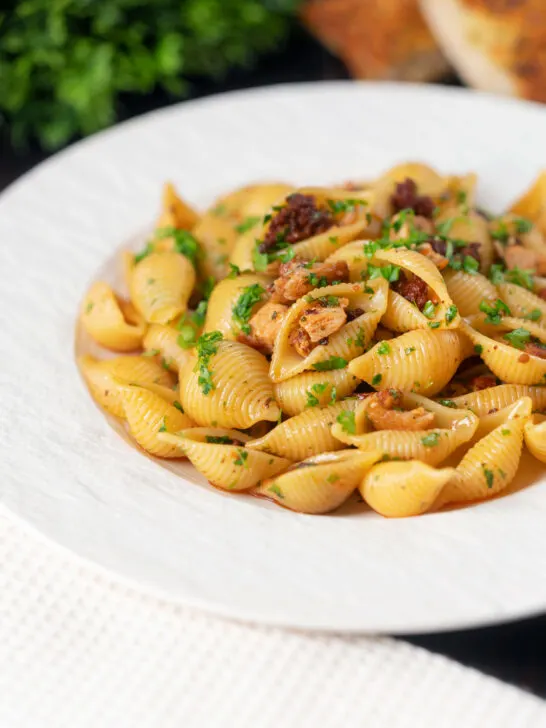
[234,448,248,467]
[456,190,467,205]
[327,473,340,484]
[462,255,479,275]
[355,328,366,348]
[195,331,223,395]
[155,227,200,267]
[505,267,534,290]
[438,399,456,408]
[428,321,441,329]
[252,245,269,272]
[235,216,261,234]
[177,325,197,349]
[328,236,339,245]
[312,357,347,371]
[489,263,506,285]
[205,435,233,444]
[491,221,509,244]
[479,298,511,325]
[173,401,184,413]
[268,484,284,499]
[421,432,440,447]
[329,386,337,404]
[526,309,542,322]
[134,243,154,264]
[232,283,265,334]
[228,263,241,278]
[514,217,533,234]
[336,410,356,435]
[483,466,494,489]
[405,346,416,355]
[307,273,329,288]
[192,300,208,327]
[327,198,367,215]
[85,302,94,314]
[445,304,458,324]
[142,349,160,357]
[367,264,401,283]
[377,341,391,355]
[422,300,437,319]
[158,417,167,433]
[501,428,511,436]
[306,382,328,407]
[371,373,382,386]
[503,327,531,350]
[277,247,295,264]
[474,344,483,355]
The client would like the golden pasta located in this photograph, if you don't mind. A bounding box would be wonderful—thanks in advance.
[77,166,546,515]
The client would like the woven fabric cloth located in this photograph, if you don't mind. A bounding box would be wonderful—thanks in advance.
[0,508,544,728]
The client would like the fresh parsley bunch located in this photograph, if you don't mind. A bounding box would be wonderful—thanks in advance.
[0,0,299,149]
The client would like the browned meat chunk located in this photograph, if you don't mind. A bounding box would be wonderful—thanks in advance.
[366,389,435,431]
[418,242,449,271]
[391,178,435,218]
[469,375,497,391]
[525,342,546,359]
[503,245,538,272]
[237,302,288,355]
[271,258,349,304]
[458,243,481,264]
[260,193,334,253]
[392,272,430,310]
[289,327,314,357]
[299,298,349,342]
[536,288,546,301]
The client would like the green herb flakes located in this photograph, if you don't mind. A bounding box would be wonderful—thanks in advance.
[312,357,347,371]
[371,373,382,387]
[445,304,458,324]
[195,331,223,395]
[268,484,284,499]
[232,283,265,335]
[377,341,391,355]
[421,432,440,447]
[483,466,494,489]
[503,327,531,350]
[336,410,356,435]
[479,298,511,325]
[235,216,261,234]
[234,448,248,467]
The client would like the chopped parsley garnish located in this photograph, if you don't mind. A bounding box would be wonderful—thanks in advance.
[462,255,479,274]
[252,245,269,271]
[234,448,249,467]
[212,204,227,217]
[368,264,401,283]
[307,273,329,288]
[278,247,295,264]
[268,484,284,499]
[456,190,467,205]
[192,300,209,327]
[421,432,440,447]
[491,221,509,244]
[206,435,233,445]
[232,283,265,335]
[155,227,200,267]
[438,399,456,408]
[503,327,531,350]
[228,263,241,278]
[195,331,223,395]
[134,242,154,263]
[329,386,337,404]
[177,300,209,350]
[428,322,441,329]
[371,373,382,386]
[514,217,533,234]
[474,344,483,355]
[445,304,458,324]
[355,328,366,348]
[505,267,534,290]
[158,416,167,433]
[312,295,340,307]
[479,298,511,325]
[483,466,494,489]
[329,236,339,245]
[235,216,261,234]
[501,428,511,436]
[336,410,356,435]
[85,302,94,314]
[306,382,328,407]
[142,349,160,357]
[377,341,391,355]
[489,263,506,285]
[422,300,437,319]
[405,346,416,355]
[327,473,340,484]
[173,401,184,413]
[526,309,542,321]
[312,357,347,371]
[178,325,197,349]
[327,198,367,215]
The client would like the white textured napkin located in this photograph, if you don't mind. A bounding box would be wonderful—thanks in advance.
[0,508,544,728]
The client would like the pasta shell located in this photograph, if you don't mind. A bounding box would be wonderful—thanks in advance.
[446,383,546,417]
[253,449,381,514]
[373,247,459,331]
[436,209,493,273]
[247,400,358,460]
[441,397,532,505]
[142,323,193,372]
[180,340,280,428]
[270,280,388,382]
[158,428,291,490]
[78,354,174,417]
[193,213,238,281]
[325,240,370,281]
[204,273,272,338]
[273,367,359,416]
[360,461,454,518]
[375,162,447,198]
[117,383,195,457]
[524,419,546,463]
[497,283,546,326]
[443,269,497,317]
[332,394,477,466]
[80,281,147,352]
[349,329,471,396]
[129,251,195,324]
[155,181,199,232]
[461,318,546,385]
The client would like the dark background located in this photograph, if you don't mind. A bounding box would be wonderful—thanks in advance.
[2,24,545,696]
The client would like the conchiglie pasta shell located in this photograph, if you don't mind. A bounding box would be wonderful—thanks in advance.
[524,420,546,463]
[78,355,174,417]
[349,329,470,396]
[441,397,531,505]
[158,428,291,490]
[448,383,546,416]
[155,181,199,232]
[360,461,454,518]
[193,214,238,281]
[204,273,272,338]
[247,400,357,460]
[80,282,147,351]
[273,367,359,416]
[142,323,193,372]
[270,280,388,382]
[253,450,382,514]
[117,383,195,457]
[130,252,195,324]
[443,270,497,317]
[180,341,280,428]
[460,319,546,385]
[239,183,295,219]
[373,247,459,330]
[331,394,477,466]
[497,283,546,326]
[375,162,446,198]
[436,209,493,273]
[325,240,370,281]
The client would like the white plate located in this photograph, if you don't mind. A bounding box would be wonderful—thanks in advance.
[3,82,546,635]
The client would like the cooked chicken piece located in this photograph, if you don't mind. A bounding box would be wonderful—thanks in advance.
[289,327,314,358]
[237,302,288,355]
[418,242,449,271]
[502,244,538,272]
[299,297,349,343]
[271,258,349,304]
[366,389,436,431]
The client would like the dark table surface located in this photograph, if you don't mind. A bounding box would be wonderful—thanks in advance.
[2,25,545,698]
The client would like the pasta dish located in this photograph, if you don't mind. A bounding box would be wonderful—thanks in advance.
[77,163,546,517]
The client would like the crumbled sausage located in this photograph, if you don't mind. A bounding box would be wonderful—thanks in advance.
[299,299,348,342]
[366,388,436,431]
[391,178,435,219]
[237,301,288,355]
[270,258,349,304]
[469,375,497,391]
[345,307,364,322]
[392,272,430,310]
[525,342,546,359]
[260,193,334,253]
